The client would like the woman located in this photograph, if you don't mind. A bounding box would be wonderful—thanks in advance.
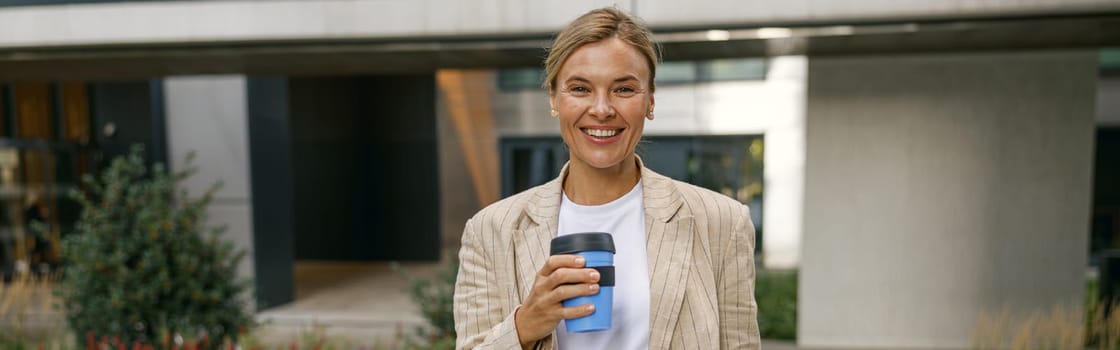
[454,7,760,350]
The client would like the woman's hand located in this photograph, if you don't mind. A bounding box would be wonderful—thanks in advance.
[514,254,601,349]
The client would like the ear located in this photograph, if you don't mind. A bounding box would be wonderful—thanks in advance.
[549,87,558,112]
[647,94,656,120]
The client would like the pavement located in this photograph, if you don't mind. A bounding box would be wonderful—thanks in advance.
[253,260,438,345]
[2,261,808,348]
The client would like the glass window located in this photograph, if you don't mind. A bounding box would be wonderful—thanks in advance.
[0,81,93,278]
[498,68,546,91]
[13,82,53,140]
[1102,48,1120,75]
[60,82,91,143]
[500,137,567,197]
[656,61,698,85]
[498,58,769,90]
[0,86,5,137]
[699,58,768,82]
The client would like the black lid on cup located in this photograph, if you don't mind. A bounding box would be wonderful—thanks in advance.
[550,232,615,255]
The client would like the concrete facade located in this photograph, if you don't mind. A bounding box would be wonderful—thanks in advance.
[163,75,256,292]
[800,50,1097,348]
[1,0,1117,49]
[636,0,1118,25]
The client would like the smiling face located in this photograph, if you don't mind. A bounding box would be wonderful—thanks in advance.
[551,37,655,172]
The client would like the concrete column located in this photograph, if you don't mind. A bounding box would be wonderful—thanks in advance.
[800,50,1096,348]
[162,75,256,307]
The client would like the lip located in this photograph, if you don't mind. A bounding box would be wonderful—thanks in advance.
[579,126,624,145]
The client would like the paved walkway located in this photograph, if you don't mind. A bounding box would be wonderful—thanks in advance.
[262,261,807,348]
[1,261,808,348]
[254,261,441,345]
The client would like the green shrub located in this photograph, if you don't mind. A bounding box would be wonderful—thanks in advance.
[393,260,457,350]
[56,146,253,346]
[756,269,797,340]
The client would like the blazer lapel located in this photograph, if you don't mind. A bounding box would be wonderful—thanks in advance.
[640,165,693,350]
[512,168,565,350]
[514,175,563,300]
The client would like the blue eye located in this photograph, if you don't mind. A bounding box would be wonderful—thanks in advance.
[565,86,591,96]
[614,87,637,97]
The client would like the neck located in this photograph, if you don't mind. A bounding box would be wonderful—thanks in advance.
[563,155,641,205]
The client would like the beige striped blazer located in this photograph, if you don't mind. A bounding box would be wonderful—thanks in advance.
[454,160,761,350]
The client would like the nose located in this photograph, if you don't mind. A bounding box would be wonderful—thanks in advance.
[587,92,614,119]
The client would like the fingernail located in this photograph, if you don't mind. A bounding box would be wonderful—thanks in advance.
[574,257,585,265]
[590,284,599,291]
[587,304,595,311]
[590,271,600,280]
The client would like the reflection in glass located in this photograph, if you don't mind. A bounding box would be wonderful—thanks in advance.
[0,81,93,280]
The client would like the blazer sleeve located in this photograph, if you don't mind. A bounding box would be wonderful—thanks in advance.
[719,204,762,349]
[454,217,525,350]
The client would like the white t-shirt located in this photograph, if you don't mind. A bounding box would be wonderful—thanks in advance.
[556,181,650,350]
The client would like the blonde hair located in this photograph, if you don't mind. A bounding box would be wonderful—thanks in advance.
[544,7,659,92]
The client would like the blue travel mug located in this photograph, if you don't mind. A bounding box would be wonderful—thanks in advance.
[550,232,615,333]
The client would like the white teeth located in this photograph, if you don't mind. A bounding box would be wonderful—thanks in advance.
[583,128,620,137]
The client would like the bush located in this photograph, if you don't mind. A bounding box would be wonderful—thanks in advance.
[393,260,457,350]
[56,146,253,346]
[756,270,797,340]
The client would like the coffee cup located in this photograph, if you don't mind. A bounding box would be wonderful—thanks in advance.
[550,232,615,333]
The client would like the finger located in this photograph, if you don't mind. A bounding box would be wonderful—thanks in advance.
[547,283,601,304]
[545,267,599,289]
[537,254,585,278]
[560,303,597,320]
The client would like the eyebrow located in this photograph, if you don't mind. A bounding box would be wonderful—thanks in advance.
[564,74,641,85]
